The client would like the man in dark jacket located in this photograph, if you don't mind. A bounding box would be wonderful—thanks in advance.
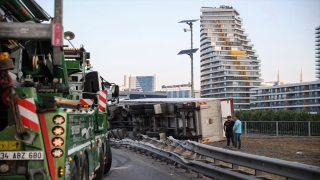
[224,115,234,148]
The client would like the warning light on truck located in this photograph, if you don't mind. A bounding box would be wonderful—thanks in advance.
[86,60,91,70]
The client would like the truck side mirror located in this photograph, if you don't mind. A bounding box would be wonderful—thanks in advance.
[112,85,119,98]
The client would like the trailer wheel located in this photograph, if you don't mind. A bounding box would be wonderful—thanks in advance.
[95,148,104,179]
[104,144,112,174]
[81,153,89,180]
[129,104,145,110]
[71,160,79,180]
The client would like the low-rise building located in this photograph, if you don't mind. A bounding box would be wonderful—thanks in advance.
[161,84,200,98]
[250,81,320,113]
[119,91,167,100]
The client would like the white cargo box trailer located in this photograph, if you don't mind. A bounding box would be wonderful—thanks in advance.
[108,98,233,143]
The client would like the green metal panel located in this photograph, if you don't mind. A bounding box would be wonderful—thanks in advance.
[3,2,26,22]
[6,0,34,21]
[0,176,28,180]
[22,65,43,75]
[65,60,81,75]
[0,0,11,7]
[21,0,50,21]
[14,87,38,104]
[53,53,69,87]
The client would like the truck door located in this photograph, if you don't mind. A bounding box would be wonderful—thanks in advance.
[220,99,234,137]
[198,100,224,143]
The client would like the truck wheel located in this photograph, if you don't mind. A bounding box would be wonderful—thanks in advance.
[81,153,89,180]
[129,109,144,115]
[95,148,104,179]
[129,104,145,110]
[104,145,112,174]
[71,160,79,180]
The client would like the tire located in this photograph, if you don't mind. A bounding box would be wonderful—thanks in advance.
[144,109,155,115]
[121,108,130,117]
[81,153,89,180]
[129,109,145,115]
[129,104,145,110]
[71,160,79,180]
[95,148,104,180]
[144,104,155,109]
[104,145,112,174]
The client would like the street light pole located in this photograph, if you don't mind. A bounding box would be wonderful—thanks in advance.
[179,19,198,98]
[188,22,194,98]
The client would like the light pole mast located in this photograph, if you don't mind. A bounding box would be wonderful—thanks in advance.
[179,19,198,98]
[188,22,194,98]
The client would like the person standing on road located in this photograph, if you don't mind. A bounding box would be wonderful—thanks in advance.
[233,115,242,149]
[223,115,235,148]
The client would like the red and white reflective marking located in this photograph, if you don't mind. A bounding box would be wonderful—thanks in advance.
[52,137,64,147]
[52,23,61,46]
[18,98,39,131]
[98,90,107,112]
[80,98,94,106]
[53,115,65,125]
[51,148,64,158]
[39,114,56,180]
[52,126,64,136]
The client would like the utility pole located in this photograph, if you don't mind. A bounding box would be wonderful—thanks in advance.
[179,19,198,98]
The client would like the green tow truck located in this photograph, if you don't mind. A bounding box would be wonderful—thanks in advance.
[0,0,116,179]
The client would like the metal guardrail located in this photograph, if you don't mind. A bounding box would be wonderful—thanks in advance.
[111,136,320,180]
[243,121,320,136]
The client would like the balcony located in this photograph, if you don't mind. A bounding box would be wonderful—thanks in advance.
[234,16,243,21]
[201,62,221,69]
[200,58,218,65]
[201,68,224,75]
[234,21,243,26]
[200,49,214,56]
[252,87,320,96]
[201,53,217,60]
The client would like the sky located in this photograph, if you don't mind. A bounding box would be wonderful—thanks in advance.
[37,0,320,90]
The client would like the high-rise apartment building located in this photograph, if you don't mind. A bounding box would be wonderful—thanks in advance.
[200,5,262,110]
[124,75,158,92]
[316,25,320,80]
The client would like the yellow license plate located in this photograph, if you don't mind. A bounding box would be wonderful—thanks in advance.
[0,141,21,150]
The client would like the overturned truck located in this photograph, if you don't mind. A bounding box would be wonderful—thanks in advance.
[108,98,234,143]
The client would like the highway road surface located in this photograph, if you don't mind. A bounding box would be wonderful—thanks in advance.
[103,146,211,180]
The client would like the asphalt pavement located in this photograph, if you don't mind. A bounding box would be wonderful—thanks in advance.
[103,146,211,180]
